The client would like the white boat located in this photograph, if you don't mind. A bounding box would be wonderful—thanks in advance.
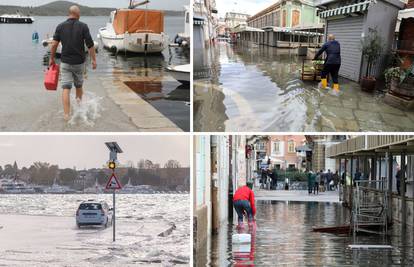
[0,179,36,194]
[44,177,73,194]
[42,38,99,55]
[98,7,168,54]
[0,13,34,24]
[167,64,190,84]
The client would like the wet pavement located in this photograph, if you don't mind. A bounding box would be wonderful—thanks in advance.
[0,16,189,132]
[194,42,414,132]
[197,200,414,266]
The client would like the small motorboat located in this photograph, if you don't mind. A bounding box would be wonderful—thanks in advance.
[167,64,190,85]
[0,13,34,24]
[169,6,190,48]
[42,38,99,55]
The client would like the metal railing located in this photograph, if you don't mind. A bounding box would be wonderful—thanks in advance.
[352,180,388,237]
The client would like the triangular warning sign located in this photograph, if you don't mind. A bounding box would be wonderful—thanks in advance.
[105,173,122,190]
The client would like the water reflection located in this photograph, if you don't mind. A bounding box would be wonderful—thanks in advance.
[203,201,414,266]
[194,42,414,132]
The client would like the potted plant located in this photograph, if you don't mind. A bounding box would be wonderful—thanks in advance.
[384,63,414,96]
[360,28,383,92]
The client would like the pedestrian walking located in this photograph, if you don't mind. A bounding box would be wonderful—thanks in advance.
[327,169,333,191]
[396,166,401,195]
[233,182,256,228]
[50,5,97,121]
[307,170,314,194]
[313,171,319,195]
[333,170,340,191]
[314,34,341,92]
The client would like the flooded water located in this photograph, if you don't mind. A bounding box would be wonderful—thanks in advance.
[0,194,190,266]
[198,200,414,266]
[0,16,189,132]
[194,42,414,132]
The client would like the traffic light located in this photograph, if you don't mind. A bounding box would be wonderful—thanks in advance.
[108,161,116,170]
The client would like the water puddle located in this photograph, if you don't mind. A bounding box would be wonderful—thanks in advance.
[194,43,414,132]
[199,200,414,266]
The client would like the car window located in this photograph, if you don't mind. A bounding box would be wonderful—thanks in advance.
[79,203,102,210]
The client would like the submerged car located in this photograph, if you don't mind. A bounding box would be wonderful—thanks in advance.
[76,200,112,228]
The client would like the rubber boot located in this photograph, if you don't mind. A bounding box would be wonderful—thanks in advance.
[320,78,327,89]
[333,83,340,92]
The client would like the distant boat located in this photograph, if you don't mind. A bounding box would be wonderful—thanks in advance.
[97,2,168,54]
[0,13,34,24]
[44,177,74,194]
[167,64,190,84]
[0,178,36,194]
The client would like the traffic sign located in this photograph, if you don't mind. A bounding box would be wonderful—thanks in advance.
[105,173,122,190]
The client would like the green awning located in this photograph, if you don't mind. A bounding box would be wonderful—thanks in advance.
[319,0,372,19]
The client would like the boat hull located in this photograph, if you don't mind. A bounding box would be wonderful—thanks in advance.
[99,28,167,54]
[167,64,190,84]
[0,17,34,24]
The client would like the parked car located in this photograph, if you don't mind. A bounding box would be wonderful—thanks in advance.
[76,200,112,228]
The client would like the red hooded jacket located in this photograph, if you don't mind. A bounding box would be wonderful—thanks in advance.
[233,186,256,216]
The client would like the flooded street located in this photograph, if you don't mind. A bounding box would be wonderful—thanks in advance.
[198,200,414,266]
[194,42,414,132]
[0,16,189,132]
[0,194,190,266]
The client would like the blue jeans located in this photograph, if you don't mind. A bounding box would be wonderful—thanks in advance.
[234,200,253,224]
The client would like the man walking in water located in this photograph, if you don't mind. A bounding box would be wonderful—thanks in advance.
[50,5,97,120]
[314,34,341,92]
[233,181,256,228]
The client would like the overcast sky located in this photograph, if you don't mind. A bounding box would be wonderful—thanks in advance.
[0,135,189,169]
[0,0,189,10]
[216,0,275,17]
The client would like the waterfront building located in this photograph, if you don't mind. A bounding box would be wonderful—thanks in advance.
[266,135,307,171]
[317,0,405,82]
[240,0,324,47]
[306,135,347,172]
[194,0,219,49]
[225,12,250,33]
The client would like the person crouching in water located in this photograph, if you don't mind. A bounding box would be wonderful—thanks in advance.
[233,181,256,228]
[314,34,341,92]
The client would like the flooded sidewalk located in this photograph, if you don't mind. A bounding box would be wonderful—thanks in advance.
[198,200,414,266]
[194,43,414,132]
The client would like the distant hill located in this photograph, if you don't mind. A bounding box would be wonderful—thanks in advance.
[0,1,184,16]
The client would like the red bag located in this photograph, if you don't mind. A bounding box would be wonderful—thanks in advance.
[44,64,60,91]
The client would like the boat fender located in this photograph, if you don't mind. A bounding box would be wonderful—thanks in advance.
[110,45,117,54]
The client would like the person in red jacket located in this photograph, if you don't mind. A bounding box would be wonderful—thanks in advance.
[233,181,256,227]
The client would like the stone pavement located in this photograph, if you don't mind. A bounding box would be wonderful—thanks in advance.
[255,189,340,203]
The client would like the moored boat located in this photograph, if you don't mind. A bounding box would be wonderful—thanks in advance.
[0,13,34,24]
[98,6,168,54]
[167,64,190,84]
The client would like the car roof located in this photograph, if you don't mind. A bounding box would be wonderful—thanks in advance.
[80,200,107,204]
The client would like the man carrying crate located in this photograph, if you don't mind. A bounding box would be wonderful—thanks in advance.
[314,34,341,92]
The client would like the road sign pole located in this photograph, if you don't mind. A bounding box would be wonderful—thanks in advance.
[113,188,115,242]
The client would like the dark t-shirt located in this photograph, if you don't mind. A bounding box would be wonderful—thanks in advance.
[53,18,94,65]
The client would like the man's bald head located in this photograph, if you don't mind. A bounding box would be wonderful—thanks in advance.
[69,5,80,19]
[328,34,335,41]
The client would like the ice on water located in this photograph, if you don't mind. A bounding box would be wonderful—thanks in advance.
[0,194,190,266]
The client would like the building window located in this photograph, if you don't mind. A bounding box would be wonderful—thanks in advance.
[288,140,295,153]
[272,141,284,156]
[288,164,296,170]
[282,10,287,27]
[292,10,300,27]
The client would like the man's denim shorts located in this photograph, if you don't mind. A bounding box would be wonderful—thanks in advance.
[60,62,85,89]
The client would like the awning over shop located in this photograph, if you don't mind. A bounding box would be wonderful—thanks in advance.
[263,26,324,36]
[296,145,312,153]
[318,0,372,19]
[193,16,205,25]
[232,25,264,33]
